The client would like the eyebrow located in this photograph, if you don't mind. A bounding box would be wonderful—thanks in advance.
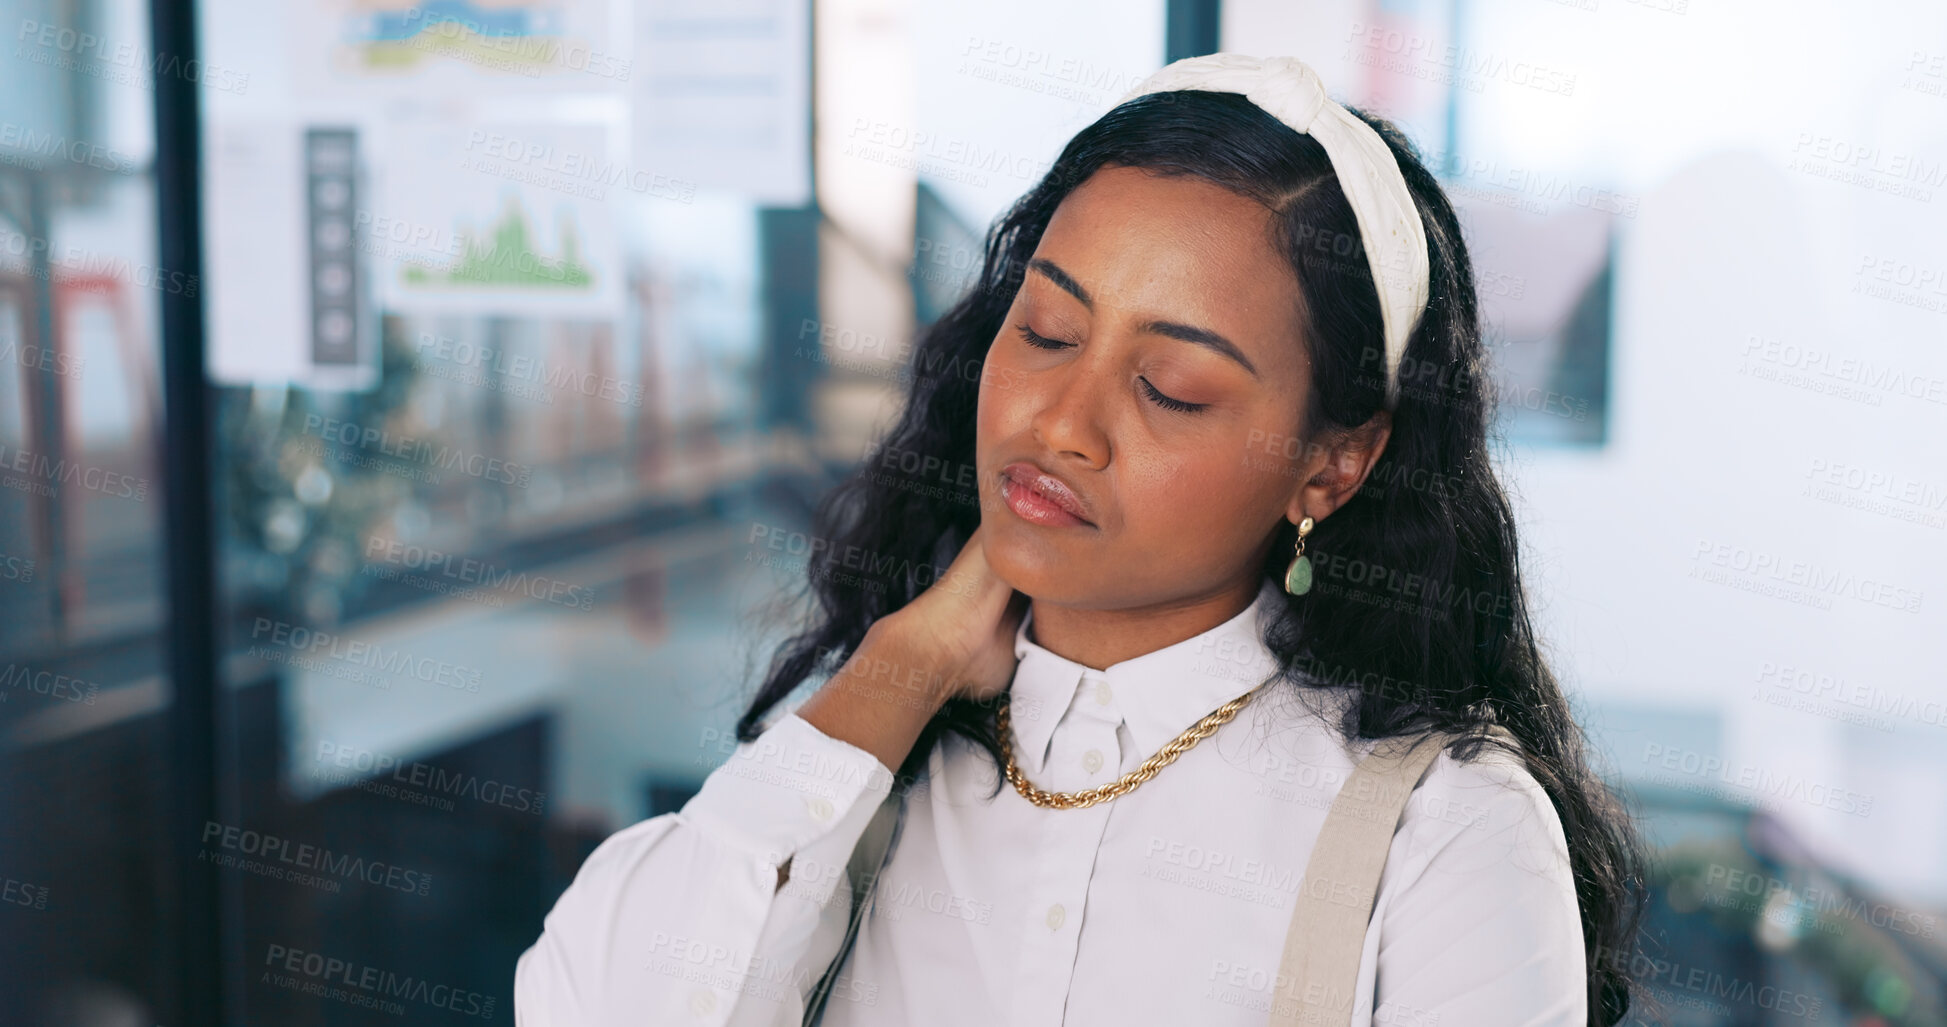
[1028,258,1260,379]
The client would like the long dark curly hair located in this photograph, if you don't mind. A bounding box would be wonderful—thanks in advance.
[735,89,1648,1025]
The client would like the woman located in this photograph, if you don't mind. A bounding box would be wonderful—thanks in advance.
[515,54,1646,1026]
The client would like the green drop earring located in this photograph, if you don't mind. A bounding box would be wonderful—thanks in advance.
[1283,516,1315,596]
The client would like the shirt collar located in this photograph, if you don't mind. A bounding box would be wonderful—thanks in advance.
[1006,578,1287,776]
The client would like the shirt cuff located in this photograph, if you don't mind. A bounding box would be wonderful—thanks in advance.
[677,712,898,872]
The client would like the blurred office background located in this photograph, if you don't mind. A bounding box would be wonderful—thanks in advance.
[2,0,1944,1023]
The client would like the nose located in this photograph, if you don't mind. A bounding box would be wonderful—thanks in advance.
[1029,353,1111,470]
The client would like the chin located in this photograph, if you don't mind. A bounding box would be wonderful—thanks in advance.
[981,524,1099,605]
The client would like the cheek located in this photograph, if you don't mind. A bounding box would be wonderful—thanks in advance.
[1118,440,1259,533]
[974,368,1000,448]
[976,351,1034,438]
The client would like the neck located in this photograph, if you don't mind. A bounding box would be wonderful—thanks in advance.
[1026,577,1263,671]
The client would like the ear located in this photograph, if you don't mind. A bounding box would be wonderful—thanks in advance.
[1284,411,1392,526]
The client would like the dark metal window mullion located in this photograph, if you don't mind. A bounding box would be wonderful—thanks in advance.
[1166,0,1221,63]
[149,0,230,1023]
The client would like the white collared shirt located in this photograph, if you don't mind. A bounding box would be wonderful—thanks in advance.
[515,578,1586,1026]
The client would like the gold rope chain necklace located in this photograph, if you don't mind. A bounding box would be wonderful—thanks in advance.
[996,675,1279,810]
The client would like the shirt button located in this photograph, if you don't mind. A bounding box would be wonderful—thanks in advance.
[690,990,717,1015]
[805,796,834,821]
[1094,682,1113,705]
[1081,749,1104,774]
[1045,903,1066,930]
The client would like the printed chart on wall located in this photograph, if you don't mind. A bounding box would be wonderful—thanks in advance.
[288,0,630,98]
[369,120,624,318]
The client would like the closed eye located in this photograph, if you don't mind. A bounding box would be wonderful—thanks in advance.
[1014,323,1207,414]
[1138,377,1205,413]
[1015,323,1069,351]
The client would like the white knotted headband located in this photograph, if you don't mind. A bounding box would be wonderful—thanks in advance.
[1114,54,1430,408]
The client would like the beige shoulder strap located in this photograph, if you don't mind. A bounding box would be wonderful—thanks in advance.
[1269,729,1467,1027]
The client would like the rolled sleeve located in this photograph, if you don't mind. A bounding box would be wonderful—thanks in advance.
[515,712,896,1027]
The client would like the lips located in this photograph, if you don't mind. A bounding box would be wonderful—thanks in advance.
[1000,461,1094,526]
